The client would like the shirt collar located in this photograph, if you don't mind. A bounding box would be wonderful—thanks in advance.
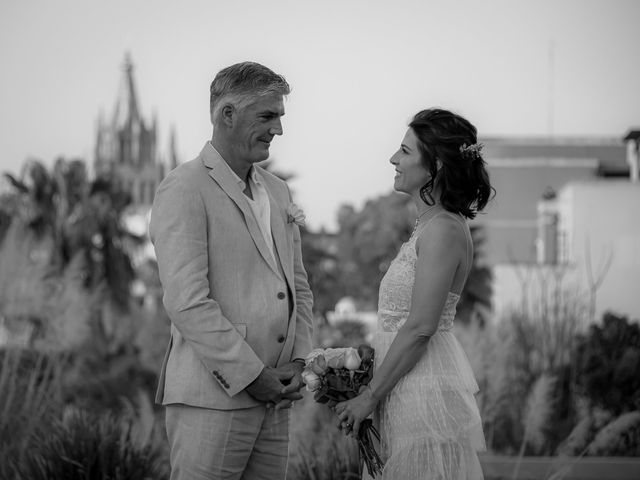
[208,141,261,190]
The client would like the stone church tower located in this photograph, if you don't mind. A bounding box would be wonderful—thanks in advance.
[94,54,177,209]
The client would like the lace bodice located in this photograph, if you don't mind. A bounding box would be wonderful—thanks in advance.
[378,232,459,333]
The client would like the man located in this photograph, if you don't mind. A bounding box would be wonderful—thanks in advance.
[149,61,314,480]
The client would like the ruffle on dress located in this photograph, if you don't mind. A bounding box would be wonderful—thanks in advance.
[370,330,486,480]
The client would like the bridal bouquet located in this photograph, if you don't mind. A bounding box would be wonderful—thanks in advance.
[301,345,384,477]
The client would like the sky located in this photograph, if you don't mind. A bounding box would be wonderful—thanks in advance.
[1,0,639,231]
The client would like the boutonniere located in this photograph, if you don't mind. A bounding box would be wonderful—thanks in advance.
[286,203,306,227]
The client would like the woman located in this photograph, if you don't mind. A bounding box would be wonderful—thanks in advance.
[335,108,492,479]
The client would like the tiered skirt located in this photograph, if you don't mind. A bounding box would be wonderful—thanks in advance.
[368,330,486,480]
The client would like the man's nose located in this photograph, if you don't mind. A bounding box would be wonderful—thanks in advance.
[270,118,283,136]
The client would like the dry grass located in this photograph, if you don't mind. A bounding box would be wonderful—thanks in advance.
[522,374,557,453]
[0,348,66,478]
[287,390,360,480]
[511,374,557,479]
[455,269,591,455]
[586,411,640,456]
[456,321,512,451]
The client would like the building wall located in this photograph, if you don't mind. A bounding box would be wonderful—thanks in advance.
[478,159,598,264]
[476,136,629,266]
[561,181,640,321]
[492,180,640,323]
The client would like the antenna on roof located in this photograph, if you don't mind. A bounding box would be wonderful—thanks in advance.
[547,39,555,137]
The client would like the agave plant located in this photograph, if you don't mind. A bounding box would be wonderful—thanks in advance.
[16,407,168,480]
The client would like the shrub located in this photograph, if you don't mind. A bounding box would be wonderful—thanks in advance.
[16,408,169,480]
[574,312,640,414]
[61,346,159,415]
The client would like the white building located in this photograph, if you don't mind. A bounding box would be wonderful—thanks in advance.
[492,131,640,322]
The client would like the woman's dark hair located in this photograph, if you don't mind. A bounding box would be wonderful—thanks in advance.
[409,108,494,219]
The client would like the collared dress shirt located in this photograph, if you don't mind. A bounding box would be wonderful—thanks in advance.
[213,146,275,262]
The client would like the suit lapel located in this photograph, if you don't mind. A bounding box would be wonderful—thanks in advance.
[201,144,280,275]
[266,185,293,289]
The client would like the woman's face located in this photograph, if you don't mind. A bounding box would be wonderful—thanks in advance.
[389,128,430,196]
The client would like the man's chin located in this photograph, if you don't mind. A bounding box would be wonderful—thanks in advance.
[253,149,270,162]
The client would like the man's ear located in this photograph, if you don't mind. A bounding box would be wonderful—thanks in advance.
[436,158,443,171]
[220,104,235,127]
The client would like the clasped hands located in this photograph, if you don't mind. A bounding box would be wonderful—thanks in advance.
[245,361,305,410]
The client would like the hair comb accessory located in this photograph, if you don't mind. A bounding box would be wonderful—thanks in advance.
[459,142,484,161]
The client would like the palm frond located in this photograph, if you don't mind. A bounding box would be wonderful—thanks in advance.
[3,173,28,193]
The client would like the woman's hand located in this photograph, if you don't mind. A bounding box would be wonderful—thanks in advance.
[334,387,378,437]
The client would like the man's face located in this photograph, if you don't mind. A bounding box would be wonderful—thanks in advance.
[229,92,285,164]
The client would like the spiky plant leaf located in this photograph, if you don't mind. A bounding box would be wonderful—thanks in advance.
[17,408,168,480]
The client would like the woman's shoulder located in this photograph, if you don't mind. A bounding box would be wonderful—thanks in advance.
[423,211,467,236]
[415,212,467,252]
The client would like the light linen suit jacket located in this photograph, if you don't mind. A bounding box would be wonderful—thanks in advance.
[149,142,314,410]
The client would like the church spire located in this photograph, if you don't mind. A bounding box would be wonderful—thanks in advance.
[169,125,179,171]
[94,52,166,209]
[112,51,142,129]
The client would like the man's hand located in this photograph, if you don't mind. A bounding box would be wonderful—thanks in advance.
[245,362,306,409]
[245,366,289,404]
[271,361,305,410]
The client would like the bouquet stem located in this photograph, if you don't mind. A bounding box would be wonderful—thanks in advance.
[358,419,384,477]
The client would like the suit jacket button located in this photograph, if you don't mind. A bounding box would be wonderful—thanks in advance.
[277,335,285,343]
[277,292,286,300]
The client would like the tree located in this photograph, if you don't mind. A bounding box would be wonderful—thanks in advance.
[300,228,342,318]
[0,158,140,351]
[456,225,493,326]
[334,193,493,321]
[336,193,414,308]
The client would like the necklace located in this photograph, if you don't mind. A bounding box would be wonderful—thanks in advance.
[411,205,441,236]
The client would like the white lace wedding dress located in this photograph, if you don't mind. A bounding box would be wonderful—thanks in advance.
[367,224,486,479]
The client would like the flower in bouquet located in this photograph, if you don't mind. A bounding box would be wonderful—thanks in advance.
[301,344,384,477]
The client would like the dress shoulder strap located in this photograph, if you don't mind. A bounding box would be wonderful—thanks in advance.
[414,210,466,237]
[439,211,473,279]
[414,210,473,279]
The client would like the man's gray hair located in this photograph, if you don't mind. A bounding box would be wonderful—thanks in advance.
[209,62,290,120]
